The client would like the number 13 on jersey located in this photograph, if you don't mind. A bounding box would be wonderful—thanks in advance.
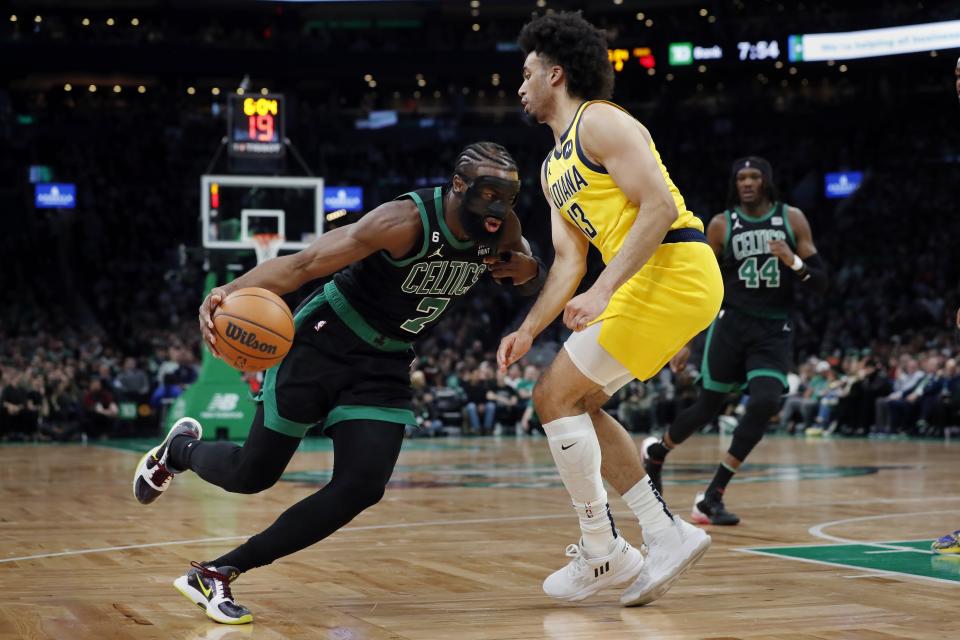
[566,202,597,238]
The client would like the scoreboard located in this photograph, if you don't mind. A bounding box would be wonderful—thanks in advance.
[228,94,285,159]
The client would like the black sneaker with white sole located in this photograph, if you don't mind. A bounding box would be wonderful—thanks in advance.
[132,417,202,505]
[174,562,253,625]
[690,491,740,525]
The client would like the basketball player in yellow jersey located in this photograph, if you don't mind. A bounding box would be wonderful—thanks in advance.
[498,12,722,606]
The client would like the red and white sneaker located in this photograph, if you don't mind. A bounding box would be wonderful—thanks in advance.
[132,417,202,505]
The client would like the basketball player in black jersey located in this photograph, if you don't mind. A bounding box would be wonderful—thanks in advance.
[641,157,827,525]
[132,142,545,624]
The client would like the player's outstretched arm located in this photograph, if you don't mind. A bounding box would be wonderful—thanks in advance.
[497,174,589,370]
[199,200,420,353]
[563,103,680,330]
[224,199,420,296]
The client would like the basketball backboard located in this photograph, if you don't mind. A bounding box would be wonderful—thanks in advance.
[201,175,324,251]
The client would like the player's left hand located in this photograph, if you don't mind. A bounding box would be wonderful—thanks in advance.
[564,287,611,332]
[198,287,229,358]
[768,239,796,266]
[484,251,539,285]
[497,330,533,371]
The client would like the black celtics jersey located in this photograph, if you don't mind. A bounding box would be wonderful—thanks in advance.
[720,202,798,317]
[332,186,494,342]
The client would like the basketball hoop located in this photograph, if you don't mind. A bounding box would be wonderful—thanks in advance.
[252,233,284,265]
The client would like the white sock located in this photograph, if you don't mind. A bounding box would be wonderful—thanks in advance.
[544,413,616,557]
[623,476,675,536]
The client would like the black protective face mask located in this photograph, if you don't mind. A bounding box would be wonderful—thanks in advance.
[455,174,520,243]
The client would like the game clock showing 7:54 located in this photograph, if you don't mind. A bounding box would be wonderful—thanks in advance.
[737,40,781,60]
[228,94,286,159]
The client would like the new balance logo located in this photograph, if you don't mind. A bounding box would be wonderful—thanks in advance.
[594,561,610,578]
[207,393,239,412]
[428,246,444,259]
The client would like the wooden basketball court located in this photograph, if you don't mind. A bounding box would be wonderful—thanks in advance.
[1,433,957,639]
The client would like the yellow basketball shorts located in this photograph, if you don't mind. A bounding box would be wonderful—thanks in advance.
[594,238,723,382]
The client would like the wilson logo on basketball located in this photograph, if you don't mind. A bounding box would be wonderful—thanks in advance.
[224,322,279,355]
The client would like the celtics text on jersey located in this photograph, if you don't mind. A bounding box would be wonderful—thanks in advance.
[720,202,799,317]
[332,186,496,342]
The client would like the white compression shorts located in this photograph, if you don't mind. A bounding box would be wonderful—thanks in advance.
[563,322,635,396]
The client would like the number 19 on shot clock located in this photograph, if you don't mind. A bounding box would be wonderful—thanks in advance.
[228,94,286,159]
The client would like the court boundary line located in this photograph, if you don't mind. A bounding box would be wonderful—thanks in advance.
[808,510,953,554]
[8,507,954,566]
[732,510,959,586]
[0,511,588,564]
[732,547,958,587]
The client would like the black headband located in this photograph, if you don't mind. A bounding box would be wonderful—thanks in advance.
[731,156,773,183]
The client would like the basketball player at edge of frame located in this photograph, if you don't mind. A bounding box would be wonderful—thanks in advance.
[931,57,960,556]
[640,156,828,526]
[932,292,960,554]
[498,11,722,606]
[132,142,547,625]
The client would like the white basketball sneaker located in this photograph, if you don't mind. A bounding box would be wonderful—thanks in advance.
[543,536,644,602]
[619,517,711,607]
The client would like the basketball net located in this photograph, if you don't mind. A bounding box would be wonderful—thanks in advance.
[252,233,284,265]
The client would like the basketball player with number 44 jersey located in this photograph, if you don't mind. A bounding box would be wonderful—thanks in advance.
[498,12,721,606]
[642,156,828,526]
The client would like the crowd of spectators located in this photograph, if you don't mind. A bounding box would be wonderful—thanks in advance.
[0,316,201,441]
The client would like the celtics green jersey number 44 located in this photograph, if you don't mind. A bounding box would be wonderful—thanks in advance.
[720,202,799,317]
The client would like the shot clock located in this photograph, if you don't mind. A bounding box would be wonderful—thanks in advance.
[228,94,285,159]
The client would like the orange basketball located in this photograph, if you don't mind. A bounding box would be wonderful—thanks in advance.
[212,287,295,372]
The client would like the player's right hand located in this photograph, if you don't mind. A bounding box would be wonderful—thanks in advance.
[198,287,228,357]
[497,330,533,371]
[670,345,691,374]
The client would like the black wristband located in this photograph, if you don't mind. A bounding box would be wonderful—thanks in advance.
[515,256,547,296]
[797,252,827,292]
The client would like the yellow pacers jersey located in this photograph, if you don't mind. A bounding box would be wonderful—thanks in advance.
[544,100,702,263]
[544,100,723,381]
